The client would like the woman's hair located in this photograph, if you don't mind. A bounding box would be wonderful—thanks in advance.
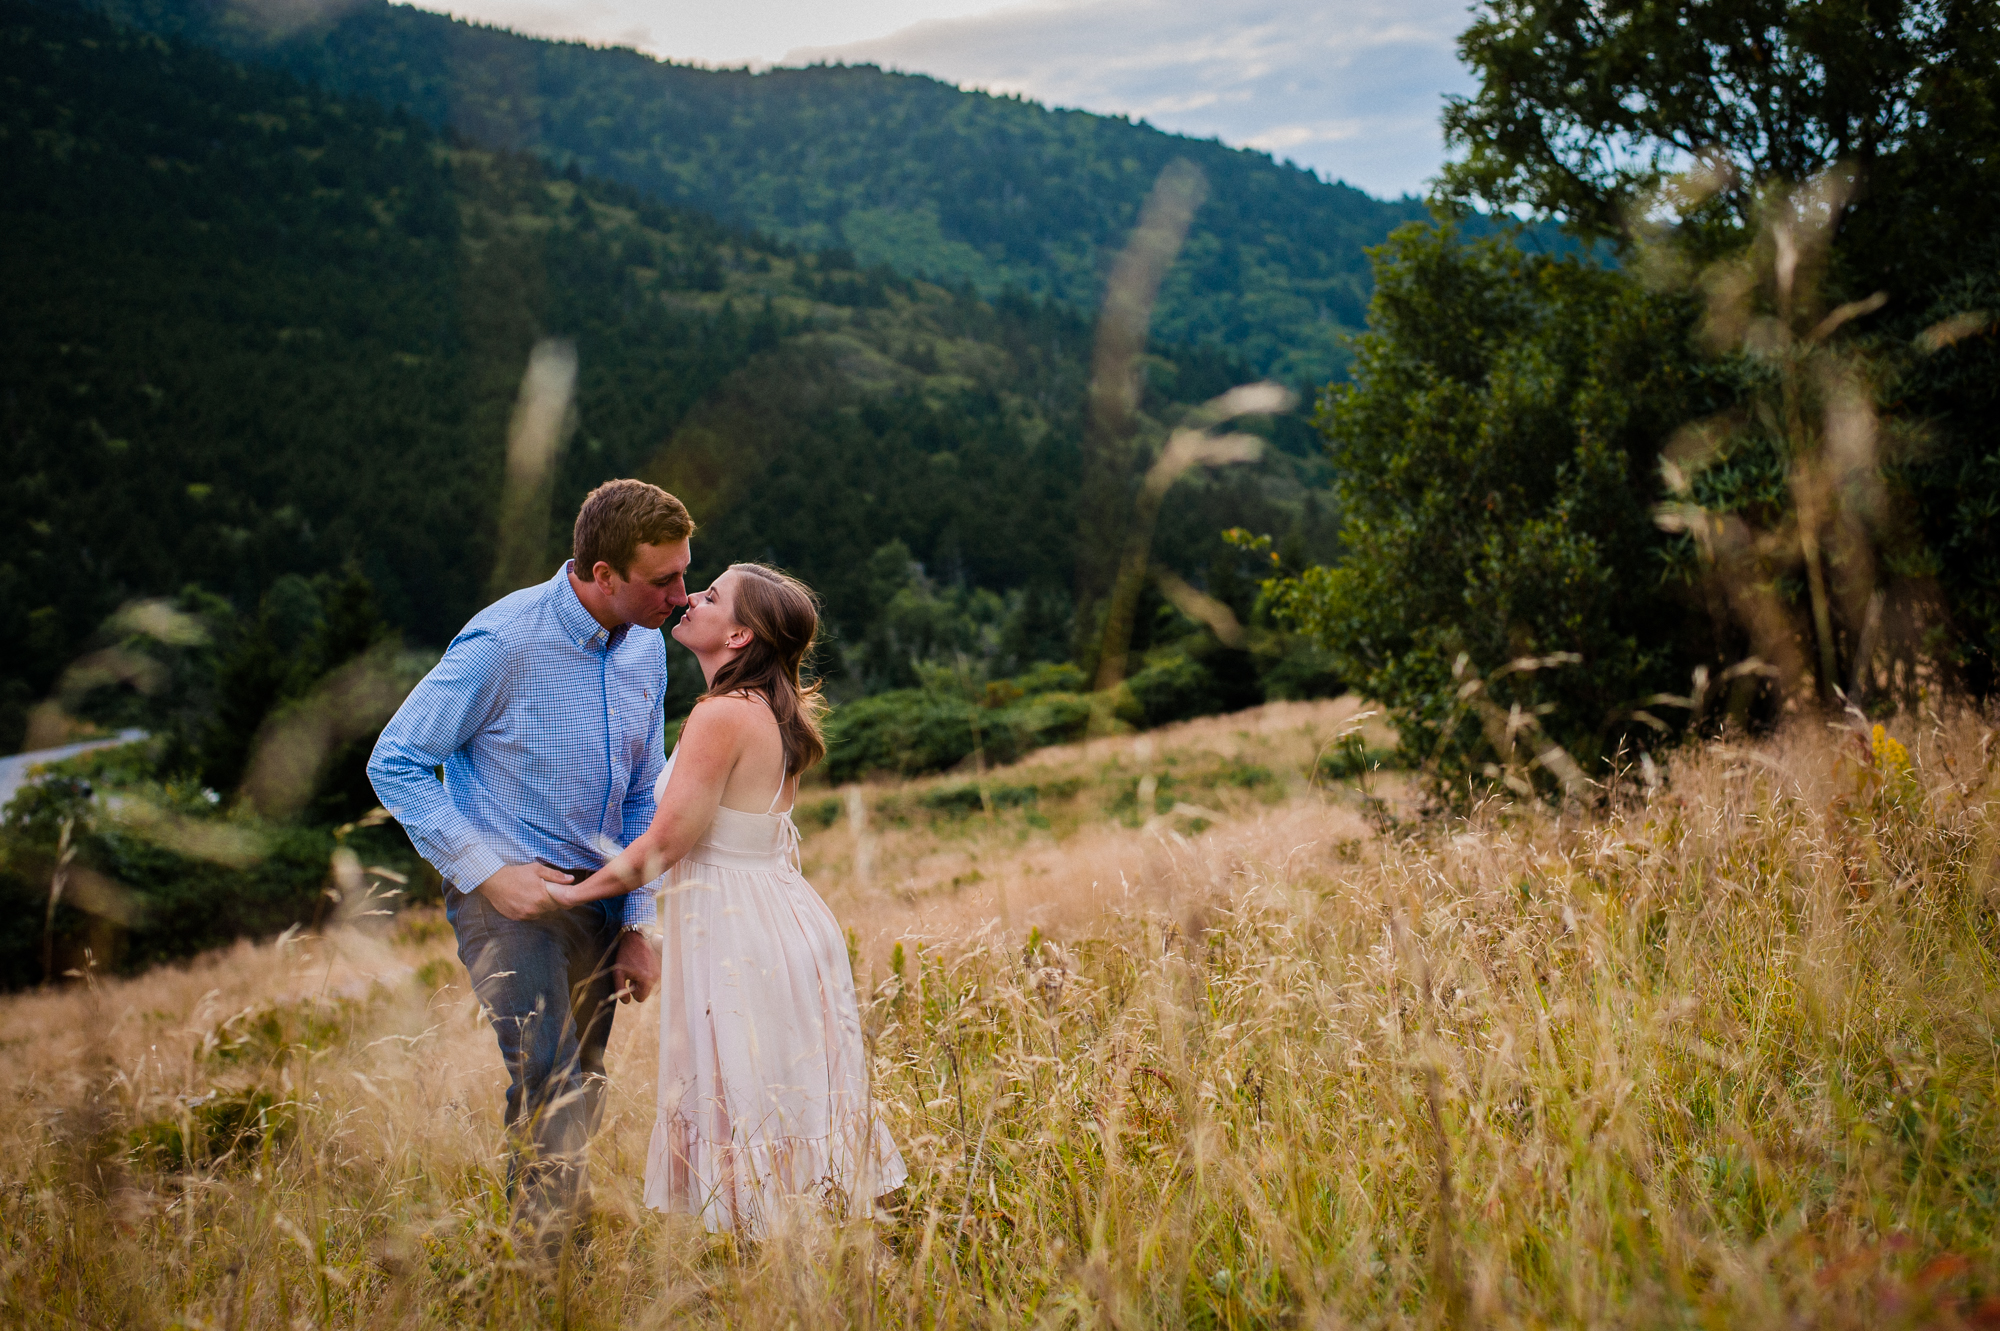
[701,563,827,775]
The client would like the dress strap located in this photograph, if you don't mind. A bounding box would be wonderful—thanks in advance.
[774,804,802,872]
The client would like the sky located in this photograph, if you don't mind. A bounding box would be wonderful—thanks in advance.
[413,0,1479,198]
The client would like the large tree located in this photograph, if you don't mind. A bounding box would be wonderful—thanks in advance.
[1439,0,2000,292]
[1432,0,2000,696]
[1264,226,1724,794]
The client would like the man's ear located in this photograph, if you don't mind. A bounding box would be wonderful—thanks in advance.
[592,560,619,589]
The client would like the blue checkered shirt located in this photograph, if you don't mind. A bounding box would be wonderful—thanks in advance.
[367,563,666,929]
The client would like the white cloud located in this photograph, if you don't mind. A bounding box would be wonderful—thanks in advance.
[788,0,1478,197]
[410,0,1005,67]
[416,0,1477,197]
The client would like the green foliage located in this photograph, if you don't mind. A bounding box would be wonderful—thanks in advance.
[98,0,1438,384]
[1439,0,2000,298]
[1122,650,1256,728]
[1891,277,2000,694]
[174,566,393,815]
[2,0,1336,759]
[1264,225,1725,793]
[821,665,1097,784]
[1315,732,1394,783]
[1437,0,2000,708]
[820,636,1280,783]
[0,765,417,985]
[129,1086,292,1170]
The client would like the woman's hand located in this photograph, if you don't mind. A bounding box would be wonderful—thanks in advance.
[555,862,629,906]
[548,694,767,911]
[540,872,576,911]
[478,863,574,920]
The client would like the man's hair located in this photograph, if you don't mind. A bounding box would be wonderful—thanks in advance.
[572,480,694,577]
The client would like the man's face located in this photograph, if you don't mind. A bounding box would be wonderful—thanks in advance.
[595,538,691,630]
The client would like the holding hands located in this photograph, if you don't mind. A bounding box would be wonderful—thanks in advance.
[477,861,576,921]
[476,860,645,919]
[474,860,659,1004]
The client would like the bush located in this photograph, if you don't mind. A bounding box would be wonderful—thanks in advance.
[1264,225,1722,795]
[821,690,985,784]
[0,814,345,987]
[1891,271,2000,696]
[0,756,423,989]
[1251,631,1345,701]
[822,661,1100,783]
[1123,652,1260,728]
[1007,691,1095,750]
[129,1087,293,1171]
[1006,661,1087,697]
[821,648,1278,784]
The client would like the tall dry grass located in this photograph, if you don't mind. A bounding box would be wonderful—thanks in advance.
[4,701,1998,1328]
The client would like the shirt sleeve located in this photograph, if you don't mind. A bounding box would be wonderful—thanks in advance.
[620,651,670,930]
[366,629,511,893]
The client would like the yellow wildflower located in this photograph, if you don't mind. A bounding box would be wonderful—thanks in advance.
[1871,724,1910,775]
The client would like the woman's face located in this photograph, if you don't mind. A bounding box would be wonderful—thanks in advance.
[671,571,747,657]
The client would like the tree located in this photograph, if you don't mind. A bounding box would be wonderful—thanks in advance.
[1263,226,1726,795]
[1439,0,2000,295]
[1438,0,2000,700]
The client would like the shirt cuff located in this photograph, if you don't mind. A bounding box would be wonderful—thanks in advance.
[442,842,509,896]
[621,881,661,930]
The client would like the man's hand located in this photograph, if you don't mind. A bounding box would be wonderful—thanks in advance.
[477,863,571,921]
[614,928,660,1004]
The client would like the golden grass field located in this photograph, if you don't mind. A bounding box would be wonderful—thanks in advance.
[6,696,2000,1328]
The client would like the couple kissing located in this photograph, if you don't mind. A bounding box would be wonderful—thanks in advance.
[367,479,904,1250]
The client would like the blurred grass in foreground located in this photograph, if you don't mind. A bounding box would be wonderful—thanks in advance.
[4,700,1999,1328]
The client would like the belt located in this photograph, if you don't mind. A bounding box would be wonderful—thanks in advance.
[535,861,603,898]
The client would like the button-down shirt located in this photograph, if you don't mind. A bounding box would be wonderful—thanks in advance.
[367,563,666,928]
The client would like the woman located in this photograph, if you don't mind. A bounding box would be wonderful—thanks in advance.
[551,563,905,1236]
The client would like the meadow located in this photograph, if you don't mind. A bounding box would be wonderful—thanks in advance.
[5,696,1999,1328]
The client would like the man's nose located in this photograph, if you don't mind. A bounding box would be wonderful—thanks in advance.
[668,586,690,607]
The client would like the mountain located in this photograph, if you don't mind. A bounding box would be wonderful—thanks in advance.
[88,0,1434,384]
[1,0,1338,755]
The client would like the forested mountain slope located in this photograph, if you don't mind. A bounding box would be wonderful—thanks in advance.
[1,0,1334,754]
[90,0,1433,383]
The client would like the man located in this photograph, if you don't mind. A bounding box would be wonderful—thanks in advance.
[367,478,692,1244]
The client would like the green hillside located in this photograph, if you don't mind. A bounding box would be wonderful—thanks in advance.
[1,0,1337,759]
[90,0,1432,383]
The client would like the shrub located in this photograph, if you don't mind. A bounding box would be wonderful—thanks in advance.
[821,651,1271,785]
[0,757,423,989]
[821,659,1103,783]
[1122,655,1229,728]
[1263,224,1721,795]
[128,1087,293,1171]
[821,690,986,784]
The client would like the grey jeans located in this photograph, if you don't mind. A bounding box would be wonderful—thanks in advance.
[445,883,628,1230]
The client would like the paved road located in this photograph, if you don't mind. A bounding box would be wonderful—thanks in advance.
[0,730,149,815]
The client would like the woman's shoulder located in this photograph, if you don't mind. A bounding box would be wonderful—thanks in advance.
[686,691,775,728]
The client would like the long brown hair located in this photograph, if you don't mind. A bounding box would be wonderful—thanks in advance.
[700,563,827,775]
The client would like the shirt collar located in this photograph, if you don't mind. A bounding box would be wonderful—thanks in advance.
[551,561,629,652]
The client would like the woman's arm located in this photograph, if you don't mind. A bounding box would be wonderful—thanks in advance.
[550,698,750,905]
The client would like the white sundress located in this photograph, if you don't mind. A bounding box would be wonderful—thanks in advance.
[643,746,907,1236]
